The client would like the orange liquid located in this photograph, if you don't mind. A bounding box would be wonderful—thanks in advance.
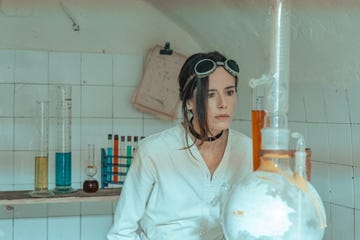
[251,110,265,171]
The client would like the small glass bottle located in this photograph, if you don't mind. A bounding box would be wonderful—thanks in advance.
[83,144,99,193]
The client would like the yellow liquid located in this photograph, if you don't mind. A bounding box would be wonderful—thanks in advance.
[35,156,48,191]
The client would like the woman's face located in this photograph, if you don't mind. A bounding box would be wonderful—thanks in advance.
[189,67,237,134]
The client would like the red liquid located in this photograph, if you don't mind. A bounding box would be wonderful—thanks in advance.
[252,110,265,171]
[113,135,119,183]
[83,179,99,193]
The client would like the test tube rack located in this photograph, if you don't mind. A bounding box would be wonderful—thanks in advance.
[100,148,132,188]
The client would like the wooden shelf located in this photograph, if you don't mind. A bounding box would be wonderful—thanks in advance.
[0,188,121,206]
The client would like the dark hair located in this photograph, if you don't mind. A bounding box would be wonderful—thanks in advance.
[178,51,238,146]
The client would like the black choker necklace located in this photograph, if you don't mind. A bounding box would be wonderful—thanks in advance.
[189,127,224,142]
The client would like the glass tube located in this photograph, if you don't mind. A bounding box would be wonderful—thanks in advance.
[54,85,76,193]
[113,134,119,183]
[251,85,266,171]
[30,101,54,197]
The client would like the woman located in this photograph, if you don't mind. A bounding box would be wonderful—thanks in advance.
[107,51,253,240]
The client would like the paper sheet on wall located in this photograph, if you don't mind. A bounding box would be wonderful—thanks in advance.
[132,45,187,121]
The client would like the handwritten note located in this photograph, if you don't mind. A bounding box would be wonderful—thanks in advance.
[132,45,187,121]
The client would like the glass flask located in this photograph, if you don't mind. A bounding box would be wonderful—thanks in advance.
[83,144,99,193]
[54,85,76,194]
[221,134,326,240]
[30,101,54,197]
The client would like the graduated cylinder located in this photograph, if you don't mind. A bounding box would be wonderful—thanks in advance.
[54,85,75,193]
[30,101,54,197]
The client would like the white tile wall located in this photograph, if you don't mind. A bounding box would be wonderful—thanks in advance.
[303,82,327,123]
[329,164,354,208]
[0,118,14,150]
[14,50,48,84]
[113,86,143,118]
[80,215,112,240]
[356,209,360,240]
[0,49,359,239]
[13,218,48,240]
[0,49,15,83]
[81,86,113,117]
[81,53,113,86]
[0,219,12,240]
[14,84,48,117]
[330,204,354,240]
[347,81,360,124]
[307,123,330,162]
[310,162,330,203]
[328,123,352,165]
[113,54,143,87]
[324,85,350,124]
[0,84,14,116]
[352,124,360,167]
[49,52,81,85]
[48,216,80,240]
[288,82,306,122]
[0,151,14,187]
[354,167,360,209]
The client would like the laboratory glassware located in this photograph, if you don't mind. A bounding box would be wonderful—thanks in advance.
[30,101,54,197]
[83,144,99,193]
[54,85,76,193]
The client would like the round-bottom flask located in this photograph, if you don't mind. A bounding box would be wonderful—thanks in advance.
[83,144,99,193]
[222,151,326,240]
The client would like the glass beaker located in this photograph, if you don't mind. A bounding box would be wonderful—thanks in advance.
[30,101,54,197]
[54,85,76,194]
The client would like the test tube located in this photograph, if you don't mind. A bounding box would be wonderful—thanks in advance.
[54,85,75,193]
[133,136,139,156]
[119,136,126,184]
[113,134,119,183]
[30,101,54,197]
[251,84,266,171]
[107,134,112,182]
[126,136,133,171]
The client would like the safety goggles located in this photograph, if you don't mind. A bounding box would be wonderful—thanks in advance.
[194,58,239,78]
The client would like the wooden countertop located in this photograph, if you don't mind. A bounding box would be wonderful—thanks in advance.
[0,188,121,206]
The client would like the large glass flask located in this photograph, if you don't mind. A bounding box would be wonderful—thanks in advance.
[54,85,75,193]
[30,101,54,197]
[222,135,326,240]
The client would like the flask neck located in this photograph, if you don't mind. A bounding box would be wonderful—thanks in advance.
[259,150,293,175]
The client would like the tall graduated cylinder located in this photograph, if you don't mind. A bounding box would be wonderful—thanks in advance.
[30,101,54,197]
[55,85,74,193]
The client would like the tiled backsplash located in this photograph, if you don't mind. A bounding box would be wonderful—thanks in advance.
[1,49,360,239]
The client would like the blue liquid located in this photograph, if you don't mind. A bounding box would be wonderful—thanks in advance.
[126,145,132,173]
[107,147,112,182]
[55,152,72,188]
